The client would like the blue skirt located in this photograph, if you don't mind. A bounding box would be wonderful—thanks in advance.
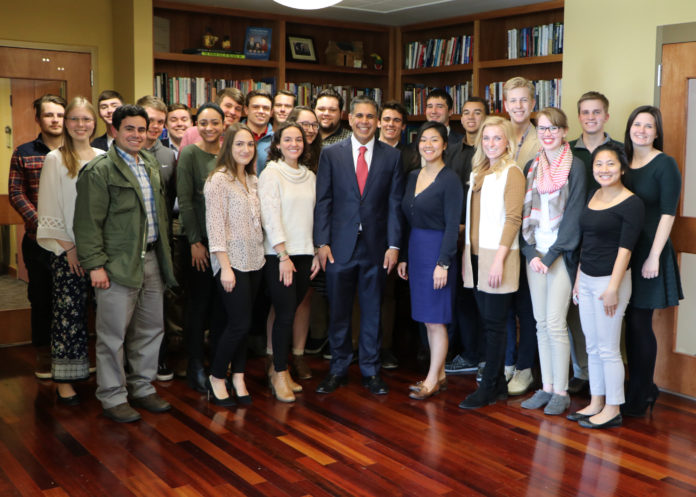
[408,228,455,324]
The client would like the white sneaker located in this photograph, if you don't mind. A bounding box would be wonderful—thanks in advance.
[504,365,516,382]
[508,368,533,396]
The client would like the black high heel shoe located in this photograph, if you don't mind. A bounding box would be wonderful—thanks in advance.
[621,383,659,417]
[206,376,236,407]
[231,385,252,406]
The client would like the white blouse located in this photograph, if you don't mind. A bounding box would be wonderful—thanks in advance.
[36,148,104,255]
[258,160,316,256]
[204,170,265,274]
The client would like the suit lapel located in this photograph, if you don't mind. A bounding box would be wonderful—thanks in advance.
[340,140,361,197]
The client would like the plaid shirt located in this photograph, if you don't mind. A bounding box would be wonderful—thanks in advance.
[322,126,352,147]
[115,146,159,243]
[8,134,51,236]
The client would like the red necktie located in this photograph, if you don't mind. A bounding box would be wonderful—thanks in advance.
[356,146,368,195]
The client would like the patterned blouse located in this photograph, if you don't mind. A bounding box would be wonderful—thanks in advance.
[204,170,265,274]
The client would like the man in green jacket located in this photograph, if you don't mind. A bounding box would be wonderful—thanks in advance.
[74,105,176,423]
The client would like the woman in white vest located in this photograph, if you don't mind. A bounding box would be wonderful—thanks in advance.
[459,116,525,409]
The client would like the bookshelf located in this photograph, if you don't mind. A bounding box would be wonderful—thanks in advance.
[152,0,391,114]
[396,0,564,121]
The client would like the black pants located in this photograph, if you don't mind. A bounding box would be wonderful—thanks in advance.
[265,255,313,371]
[625,305,656,405]
[505,263,537,370]
[22,235,53,348]
[472,255,513,388]
[211,268,262,378]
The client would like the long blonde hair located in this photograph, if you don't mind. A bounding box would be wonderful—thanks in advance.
[472,116,517,175]
[60,97,97,178]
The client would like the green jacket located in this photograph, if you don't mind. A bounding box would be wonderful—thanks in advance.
[74,147,176,289]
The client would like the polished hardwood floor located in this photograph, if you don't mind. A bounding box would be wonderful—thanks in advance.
[1,344,695,497]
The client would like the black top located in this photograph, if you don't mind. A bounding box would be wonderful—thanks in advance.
[401,167,463,266]
[579,194,644,277]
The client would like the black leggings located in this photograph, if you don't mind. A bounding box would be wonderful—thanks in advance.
[624,305,656,404]
[210,268,262,378]
[265,255,313,371]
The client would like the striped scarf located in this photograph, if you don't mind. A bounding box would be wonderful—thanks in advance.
[522,142,573,245]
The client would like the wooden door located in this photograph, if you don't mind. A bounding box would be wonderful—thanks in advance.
[656,42,696,397]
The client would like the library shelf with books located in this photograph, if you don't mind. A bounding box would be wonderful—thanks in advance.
[152,1,391,115]
[397,0,564,123]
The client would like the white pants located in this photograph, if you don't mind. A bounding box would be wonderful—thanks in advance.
[577,270,631,405]
[527,257,571,392]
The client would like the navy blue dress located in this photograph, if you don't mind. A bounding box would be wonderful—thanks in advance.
[401,167,463,323]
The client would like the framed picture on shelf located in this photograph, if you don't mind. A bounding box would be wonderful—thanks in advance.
[288,35,317,62]
[244,27,272,60]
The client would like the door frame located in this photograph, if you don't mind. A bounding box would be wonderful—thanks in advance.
[654,22,696,107]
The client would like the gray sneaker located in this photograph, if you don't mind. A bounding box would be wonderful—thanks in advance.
[521,389,553,410]
[445,354,478,374]
[544,393,571,415]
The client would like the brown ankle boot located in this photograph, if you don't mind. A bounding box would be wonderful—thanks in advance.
[286,371,303,393]
[270,370,295,403]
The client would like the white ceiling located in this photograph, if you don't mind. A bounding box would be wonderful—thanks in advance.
[180,0,545,26]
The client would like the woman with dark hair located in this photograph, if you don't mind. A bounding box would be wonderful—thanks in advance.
[37,96,102,404]
[204,123,264,407]
[259,122,320,402]
[397,121,463,399]
[622,105,682,417]
[519,107,586,416]
[177,102,226,393]
[570,142,644,429]
[458,116,525,409]
[287,106,322,173]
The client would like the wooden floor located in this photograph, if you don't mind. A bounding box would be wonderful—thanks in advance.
[1,345,696,497]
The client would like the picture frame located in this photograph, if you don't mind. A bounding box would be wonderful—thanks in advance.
[287,35,317,62]
[244,27,272,60]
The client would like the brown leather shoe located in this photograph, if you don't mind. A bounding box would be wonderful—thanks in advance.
[292,354,312,380]
[131,393,172,413]
[286,371,303,393]
[409,377,447,392]
[409,382,441,400]
[103,403,141,423]
[270,370,295,403]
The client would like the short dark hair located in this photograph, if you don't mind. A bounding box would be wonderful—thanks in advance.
[112,104,149,131]
[591,141,629,176]
[577,91,609,114]
[196,102,225,121]
[426,89,453,111]
[379,100,408,122]
[33,94,66,119]
[464,96,490,115]
[97,90,123,104]
[624,105,663,162]
[267,121,311,165]
[349,95,377,114]
[216,87,244,106]
[415,121,448,157]
[274,89,297,106]
[245,90,273,107]
[313,88,344,112]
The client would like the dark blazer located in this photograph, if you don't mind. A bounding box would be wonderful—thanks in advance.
[91,133,109,152]
[314,138,405,265]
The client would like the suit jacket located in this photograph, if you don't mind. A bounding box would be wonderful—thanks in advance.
[314,138,404,265]
[91,133,110,152]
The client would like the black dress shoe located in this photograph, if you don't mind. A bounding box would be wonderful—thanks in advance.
[316,374,347,394]
[578,414,622,429]
[231,386,252,406]
[206,377,236,407]
[380,349,398,370]
[56,390,81,406]
[362,375,389,395]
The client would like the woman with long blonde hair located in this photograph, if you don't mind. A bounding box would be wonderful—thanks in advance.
[37,96,102,405]
[459,116,526,409]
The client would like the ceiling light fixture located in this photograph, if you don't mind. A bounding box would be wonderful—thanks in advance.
[273,0,342,10]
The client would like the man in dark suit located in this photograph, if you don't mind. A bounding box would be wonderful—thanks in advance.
[314,95,404,395]
[91,90,123,151]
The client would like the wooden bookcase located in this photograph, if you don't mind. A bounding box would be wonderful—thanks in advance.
[152,0,392,115]
[396,0,564,121]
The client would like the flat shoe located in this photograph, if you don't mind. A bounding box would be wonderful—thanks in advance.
[567,411,597,422]
[409,382,440,400]
[56,390,80,406]
[578,414,622,429]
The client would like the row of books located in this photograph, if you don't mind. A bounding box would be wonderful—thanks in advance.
[403,82,472,116]
[484,78,561,114]
[404,35,473,69]
[282,82,383,109]
[153,74,276,107]
[507,23,563,59]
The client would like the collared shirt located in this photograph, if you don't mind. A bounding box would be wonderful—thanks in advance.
[322,126,352,147]
[115,146,158,243]
[251,124,270,141]
[350,134,375,172]
[8,134,51,236]
[571,132,612,152]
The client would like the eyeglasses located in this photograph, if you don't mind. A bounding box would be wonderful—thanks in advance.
[67,117,94,124]
[537,125,560,134]
[298,121,319,130]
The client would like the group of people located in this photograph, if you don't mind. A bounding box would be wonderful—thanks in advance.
[8,75,681,429]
